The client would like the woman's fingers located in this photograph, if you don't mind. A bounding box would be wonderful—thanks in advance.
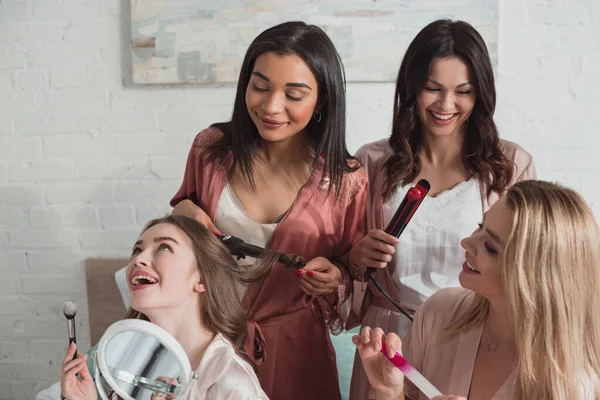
[364,249,393,263]
[371,327,385,352]
[384,333,403,358]
[297,258,340,295]
[369,229,399,246]
[300,269,336,284]
[351,334,363,348]
[204,218,223,235]
[360,326,373,345]
[64,362,84,378]
[353,247,392,269]
[62,343,77,366]
[62,353,87,374]
[366,239,397,255]
[298,279,333,295]
[79,358,93,381]
[350,229,399,270]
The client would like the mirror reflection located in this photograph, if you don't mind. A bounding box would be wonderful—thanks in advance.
[105,331,181,399]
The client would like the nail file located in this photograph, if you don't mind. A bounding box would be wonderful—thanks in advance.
[380,343,442,399]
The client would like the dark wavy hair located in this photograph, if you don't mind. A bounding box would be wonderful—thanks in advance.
[207,21,356,195]
[124,215,278,369]
[383,19,513,200]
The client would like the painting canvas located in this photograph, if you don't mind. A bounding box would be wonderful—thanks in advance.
[130,0,498,84]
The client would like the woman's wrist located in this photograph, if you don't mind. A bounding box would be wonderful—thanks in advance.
[348,248,366,281]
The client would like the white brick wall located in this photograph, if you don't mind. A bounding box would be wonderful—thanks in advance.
[0,0,599,397]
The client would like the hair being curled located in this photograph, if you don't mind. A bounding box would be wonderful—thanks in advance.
[124,215,278,368]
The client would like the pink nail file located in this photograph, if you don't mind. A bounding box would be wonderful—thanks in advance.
[380,343,442,399]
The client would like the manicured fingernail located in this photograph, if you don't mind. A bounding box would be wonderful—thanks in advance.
[388,348,395,358]
[307,271,314,277]
[295,269,303,277]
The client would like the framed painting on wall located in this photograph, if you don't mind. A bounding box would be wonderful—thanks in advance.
[130,0,498,84]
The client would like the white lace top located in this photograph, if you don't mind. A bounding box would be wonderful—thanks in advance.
[363,178,483,338]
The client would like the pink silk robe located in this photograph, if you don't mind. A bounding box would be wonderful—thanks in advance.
[171,128,369,400]
[402,288,595,399]
[402,288,516,400]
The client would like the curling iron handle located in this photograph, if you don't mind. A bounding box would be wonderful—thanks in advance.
[363,180,430,281]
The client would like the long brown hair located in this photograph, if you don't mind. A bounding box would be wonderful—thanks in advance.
[207,21,357,197]
[124,215,278,368]
[383,19,513,200]
[444,180,600,399]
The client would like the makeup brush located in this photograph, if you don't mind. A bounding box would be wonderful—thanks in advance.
[62,301,78,360]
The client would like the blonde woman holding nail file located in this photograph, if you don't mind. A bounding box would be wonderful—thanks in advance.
[354,181,600,400]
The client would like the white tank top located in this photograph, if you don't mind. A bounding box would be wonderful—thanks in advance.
[382,178,483,315]
[214,183,279,267]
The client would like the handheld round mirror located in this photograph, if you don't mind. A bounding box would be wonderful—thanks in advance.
[94,319,195,400]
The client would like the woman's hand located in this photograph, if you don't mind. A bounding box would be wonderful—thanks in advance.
[151,377,178,400]
[431,397,467,400]
[353,326,404,400]
[60,343,97,400]
[349,229,399,273]
[297,257,342,296]
[172,199,222,235]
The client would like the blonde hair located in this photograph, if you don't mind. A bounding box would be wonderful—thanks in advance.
[445,180,600,399]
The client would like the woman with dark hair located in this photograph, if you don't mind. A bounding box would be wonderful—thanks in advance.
[171,21,368,399]
[60,215,273,399]
[347,19,536,399]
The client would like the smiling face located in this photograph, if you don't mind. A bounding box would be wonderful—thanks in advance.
[416,56,476,139]
[245,51,319,144]
[459,196,513,301]
[125,223,205,314]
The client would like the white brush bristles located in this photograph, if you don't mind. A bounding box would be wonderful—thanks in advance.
[62,301,77,319]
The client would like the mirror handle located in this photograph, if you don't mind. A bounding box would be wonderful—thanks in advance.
[94,352,112,400]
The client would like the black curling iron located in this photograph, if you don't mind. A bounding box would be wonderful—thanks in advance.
[364,179,430,322]
[218,234,306,268]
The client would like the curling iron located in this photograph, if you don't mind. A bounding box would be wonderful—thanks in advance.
[364,179,430,322]
[218,234,306,269]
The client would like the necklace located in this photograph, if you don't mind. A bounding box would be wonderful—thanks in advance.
[486,323,516,352]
